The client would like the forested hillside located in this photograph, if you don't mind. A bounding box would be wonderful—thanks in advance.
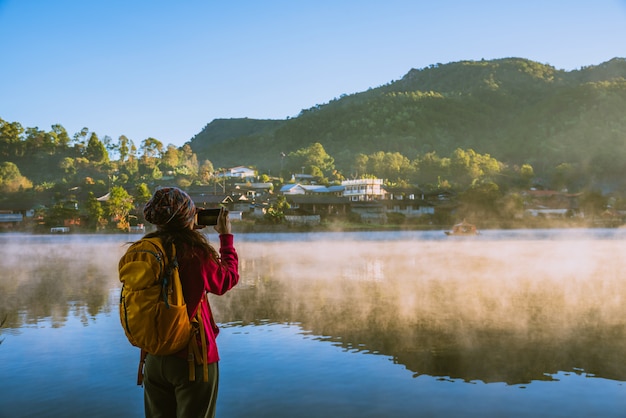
[190,57,626,191]
[1,57,626,231]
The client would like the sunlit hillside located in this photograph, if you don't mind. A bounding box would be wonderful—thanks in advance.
[190,57,626,190]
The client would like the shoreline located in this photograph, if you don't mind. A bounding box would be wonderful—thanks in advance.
[2,218,623,235]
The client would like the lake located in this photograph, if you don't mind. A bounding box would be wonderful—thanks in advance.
[1,229,626,417]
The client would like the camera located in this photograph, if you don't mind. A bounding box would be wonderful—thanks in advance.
[196,208,221,226]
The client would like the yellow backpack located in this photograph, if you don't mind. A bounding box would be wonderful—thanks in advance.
[119,237,208,384]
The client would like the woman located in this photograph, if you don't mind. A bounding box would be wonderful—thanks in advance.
[141,187,239,418]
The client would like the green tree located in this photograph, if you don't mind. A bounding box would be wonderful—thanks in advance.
[351,153,369,178]
[450,148,501,187]
[149,165,163,181]
[124,158,139,179]
[161,144,180,173]
[459,181,502,218]
[86,132,109,163]
[84,192,105,231]
[118,135,130,162]
[416,151,449,187]
[365,151,413,182]
[59,157,77,180]
[199,160,215,184]
[287,142,335,180]
[134,183,152,207]
[0,162,32,192]
[138,138,163,180]
[129,140,138,161]
[141,137,164,160]
[520,163,534,188]
[106,186,134,230]
[101,135,116,158]
[0,118,24,157]
[46,201,79,227]
[179,144,199,177]
[51,124,71,149]
[72,127,89,156]
[24,127,55,155]
[264,195,289,224]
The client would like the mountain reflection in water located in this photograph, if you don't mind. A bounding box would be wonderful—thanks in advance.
[1,230,626,416]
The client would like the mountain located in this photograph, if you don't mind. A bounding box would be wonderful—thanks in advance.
[188,57,626,187]
[190,118,284,155]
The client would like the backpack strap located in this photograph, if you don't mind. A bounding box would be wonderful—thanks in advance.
[161,244,179,309]
[199,301,209,382]
[136,349,147,386]
[187,295,209,382]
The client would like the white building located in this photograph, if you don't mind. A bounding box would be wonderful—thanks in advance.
[217,166,256,179]
[341,179,386,201]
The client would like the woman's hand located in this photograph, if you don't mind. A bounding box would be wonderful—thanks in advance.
[214,208,231,234]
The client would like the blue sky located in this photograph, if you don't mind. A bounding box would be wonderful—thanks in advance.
[1,0,625,148]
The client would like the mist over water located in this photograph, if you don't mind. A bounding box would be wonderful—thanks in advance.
[0,235,125,329]
[219,233,626,384]
[1,230,626,417]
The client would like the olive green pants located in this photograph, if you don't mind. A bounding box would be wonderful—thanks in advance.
[144,354,219,418]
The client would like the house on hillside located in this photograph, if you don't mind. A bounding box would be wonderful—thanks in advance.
[0,211,24,230]
[280,183,344,196]
[383,186,434,218]
[523,189,581,218]
[280,184,309,195]
[421,190,460,218]
[284,195,350,217]
[0,195,37,230]
[342,179,386,202]
[350,201,387,223]
[217,166,256,179]
[228,193,253,214]
[234,182,273,199]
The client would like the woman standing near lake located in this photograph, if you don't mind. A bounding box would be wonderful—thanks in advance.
[140,187,239,418]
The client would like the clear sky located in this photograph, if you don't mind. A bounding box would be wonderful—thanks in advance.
[1,0,625,148]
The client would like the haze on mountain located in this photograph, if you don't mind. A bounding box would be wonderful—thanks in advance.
[190,57,626,191]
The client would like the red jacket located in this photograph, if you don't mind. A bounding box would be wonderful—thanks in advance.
[177,234,239,363]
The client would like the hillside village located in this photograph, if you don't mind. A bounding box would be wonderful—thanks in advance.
[1,164,613,233]
[186,167,613,230]
[2,58,626,233]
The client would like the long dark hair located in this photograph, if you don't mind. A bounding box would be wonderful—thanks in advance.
[144,227,219,265]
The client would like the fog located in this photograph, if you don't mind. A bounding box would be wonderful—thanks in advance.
[1,231,626,384]
[216,234,626,383]
[0,235,125,328]
[229,237,626,330]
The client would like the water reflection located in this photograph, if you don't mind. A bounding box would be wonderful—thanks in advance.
[0,235,125,330]
[2,231,626,388]
[214,235,626,385]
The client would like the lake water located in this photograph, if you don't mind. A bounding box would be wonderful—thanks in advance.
[1,229,626,417]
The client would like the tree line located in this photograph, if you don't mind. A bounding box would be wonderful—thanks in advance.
[1,113,616,232]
